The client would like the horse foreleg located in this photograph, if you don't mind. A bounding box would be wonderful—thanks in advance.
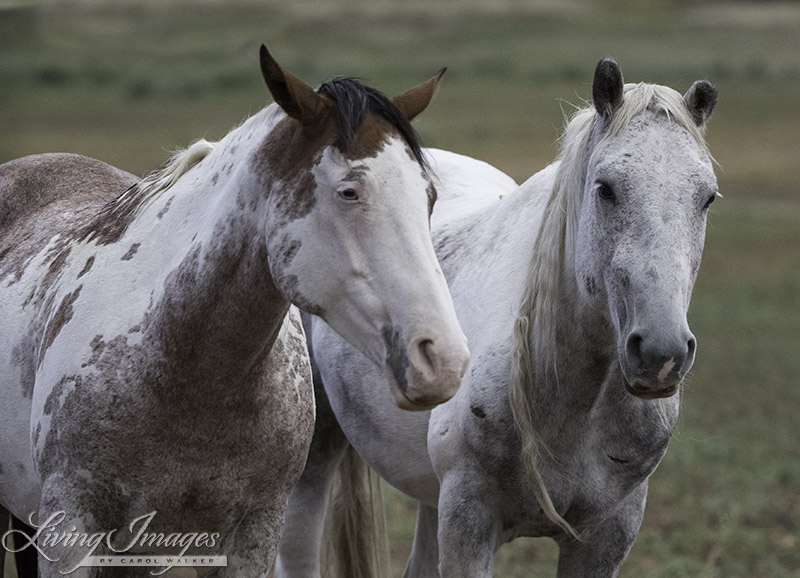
[555,484,647,578]
[273,354,349,578]
[403,503,439,578]
[436,474,500,578]
[271,442,347,578]
[213,503,289,578]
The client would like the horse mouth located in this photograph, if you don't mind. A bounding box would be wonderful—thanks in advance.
[388,376,441,411]
[384,366,442,411]
[622,377,679,400]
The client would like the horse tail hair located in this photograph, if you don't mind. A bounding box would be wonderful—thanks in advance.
[322,445,390,578]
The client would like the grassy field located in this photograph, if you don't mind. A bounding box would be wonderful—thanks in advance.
[2,0,799,576]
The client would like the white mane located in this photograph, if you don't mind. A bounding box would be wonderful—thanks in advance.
[510,82,709,539]
[135,139,217,204]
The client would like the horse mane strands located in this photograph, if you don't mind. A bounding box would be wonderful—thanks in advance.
[75,139,217,245]
[128,139,217,214]
[510,106,597,541]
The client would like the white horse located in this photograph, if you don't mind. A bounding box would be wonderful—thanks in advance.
[276,59,719,577]
[0,46,470,577]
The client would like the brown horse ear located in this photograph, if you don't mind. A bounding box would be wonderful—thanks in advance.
[260,45,329,125]
[392,68,447,121]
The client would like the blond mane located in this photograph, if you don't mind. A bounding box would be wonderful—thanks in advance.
[121,138,217,215]
[510,82,709,539]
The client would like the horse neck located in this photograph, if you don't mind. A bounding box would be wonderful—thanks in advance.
[129,108,291,382]
[521,152,616,411]
[555,265,615,396]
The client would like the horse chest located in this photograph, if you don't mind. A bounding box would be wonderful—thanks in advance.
[462,385,676,536]
[546,394,676,526]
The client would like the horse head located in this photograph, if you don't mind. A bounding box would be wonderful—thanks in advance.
[255,46,469,410]
[575,59,718,399]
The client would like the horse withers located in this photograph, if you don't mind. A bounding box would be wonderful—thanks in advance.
[0,46,468,577]
[278,59,719,578]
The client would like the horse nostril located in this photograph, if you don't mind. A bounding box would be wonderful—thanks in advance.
[684,335,697,370]
[413,338,437,381]
[686,336,696,359]
[626,332,644,371]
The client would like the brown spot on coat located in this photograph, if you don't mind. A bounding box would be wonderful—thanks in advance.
[252,110,409,224]
[121,243,140,261]
[427,181,438,217]
[77,256,95,279]
[39,285,82,364]
[252,115,333,222]
[157,196,174,219]
[11,339,35,398]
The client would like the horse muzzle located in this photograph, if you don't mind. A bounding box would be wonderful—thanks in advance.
[384,327,470,411]
[619,327,696,399]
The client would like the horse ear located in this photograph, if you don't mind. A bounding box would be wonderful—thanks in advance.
[259,45,328,125]
[392,68,447,121]
[683,80,718,130]
[593,58,624,118]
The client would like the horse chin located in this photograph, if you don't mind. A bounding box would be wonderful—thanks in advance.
[386,370,440,411]
[622,376,680,400]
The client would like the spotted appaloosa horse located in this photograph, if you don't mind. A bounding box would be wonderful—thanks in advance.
[0,46,469,577]
[277,59,719,578]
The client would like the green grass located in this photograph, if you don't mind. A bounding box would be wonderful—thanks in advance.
[2,1,799,576]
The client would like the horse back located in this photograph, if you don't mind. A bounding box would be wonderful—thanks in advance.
[426,148,516,223]
[0,153,137,286]
[0,153,137,234]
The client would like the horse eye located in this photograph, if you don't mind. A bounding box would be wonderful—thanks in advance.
[338,188,359,202]
[596,181,616,203]
[703,191,722,210]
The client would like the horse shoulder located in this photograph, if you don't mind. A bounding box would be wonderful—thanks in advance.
[258,306,315,459]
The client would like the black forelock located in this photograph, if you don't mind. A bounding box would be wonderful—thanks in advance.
[316,77,428,170]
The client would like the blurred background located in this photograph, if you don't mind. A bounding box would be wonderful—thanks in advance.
[1,0,798,576]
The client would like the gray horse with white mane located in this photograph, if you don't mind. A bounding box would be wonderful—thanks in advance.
[276,59,719,577]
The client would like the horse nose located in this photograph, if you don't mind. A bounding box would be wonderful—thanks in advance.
[623,329,696,397]
[403,335,469,408]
